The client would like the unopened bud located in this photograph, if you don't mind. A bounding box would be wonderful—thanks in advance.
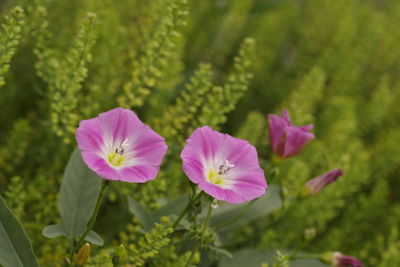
[76,243,90,266]
[301,168,344,197]
[211,199,219,209]
[112,244,127,266]
[320,251,363,267]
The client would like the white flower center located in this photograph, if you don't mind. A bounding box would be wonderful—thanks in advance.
[107,139,129,167]
[207,160,235,185]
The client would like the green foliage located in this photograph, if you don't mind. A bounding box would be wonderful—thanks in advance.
[0,194,39,267]
[127,216,173,266]
[4,176,26,218]
[44,13,97,143]
[236,111,267,148]
[1,0,400,266]
[118,0,188,109]
[195,38,254,129]
[0,6,25,88]
[284,66,326,125]
[153,63,213,143]
[0,119,30,186]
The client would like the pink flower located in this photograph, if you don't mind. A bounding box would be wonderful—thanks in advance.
[332,252,363,267]
[304,168,343,195]
[76,108,168,182]
[268,110,315,159]
[180,126,268,204]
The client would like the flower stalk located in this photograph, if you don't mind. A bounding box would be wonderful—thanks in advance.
[172,191,203,229]
[69,179,109,263]
[184,202,213,267]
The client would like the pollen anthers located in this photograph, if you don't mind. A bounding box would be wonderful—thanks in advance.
[107,139,129,167]
[207,160,235,186]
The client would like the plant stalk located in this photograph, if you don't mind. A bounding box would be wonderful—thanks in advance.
[184,202,213,267]
[69,179,108,263]
[172,191,203,229]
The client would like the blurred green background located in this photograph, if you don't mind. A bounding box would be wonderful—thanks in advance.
[1,0,400,266]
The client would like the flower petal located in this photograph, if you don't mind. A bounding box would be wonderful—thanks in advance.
[127,125,168,167]
[76,117,104,153]
[184,126,224,161]
[119,165,160,183]
[181,126,267,204]
[76,108,167,182]
[268,114,289,152]
[282,126,315,158]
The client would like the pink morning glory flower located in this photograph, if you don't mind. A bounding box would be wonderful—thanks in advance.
[180,126,268,204]
[304,168,344,195]
[332,252,363,267]
[268,110,315,159]
[76,108,168,182]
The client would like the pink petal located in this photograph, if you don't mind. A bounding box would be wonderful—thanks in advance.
[268,114,289,152]
[76,117,104,152]
[181,126,268,204]
[119,165,160,183]
[129,125,168,167]
[220,134,260,170]
[281,109,292,125]
[282,126,315,158]
[227,180,266,204]
[184,126,224,161]
[76,108,167,182]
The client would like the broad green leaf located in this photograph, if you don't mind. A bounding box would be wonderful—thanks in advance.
[42,224,64,239]
[128,194,189,231]
[0,194,39,267]
[291,259,329,267]
[219,248,274,267]
[152,194,188,221]
[85,230,104,246]
[210,185,282,230]
[219,248,329,267]
[127,196,152,231]
[43,224,103,245]
[60,148,102,238]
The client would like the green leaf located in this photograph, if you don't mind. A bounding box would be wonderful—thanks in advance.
[127,196,152,231]
[291,259,329,267]
[0,194,39,267]
[219,249,329,267]
[219,248,274,267]
[210,185,282,231]
[42,224,64,239]
[152,194,188,221]
[85,230,104,246]
[59,148,102,238]
[128,194,189,232]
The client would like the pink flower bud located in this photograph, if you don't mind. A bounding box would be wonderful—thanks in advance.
[304,168,344,195]
[332,252,363,267]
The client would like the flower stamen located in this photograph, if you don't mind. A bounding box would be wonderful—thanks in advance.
[207,160,235,186]
[218,160,235,175]
[108,139,129,167]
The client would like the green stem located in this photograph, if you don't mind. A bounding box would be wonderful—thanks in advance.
[172,191,203,229]
[69,179,108,263]
[184,203,213,267]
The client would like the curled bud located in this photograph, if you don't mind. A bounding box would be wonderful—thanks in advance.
[76,243,90,266]
[302,168,344,196]
[112,244,127,266]
[321,252,363,267]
